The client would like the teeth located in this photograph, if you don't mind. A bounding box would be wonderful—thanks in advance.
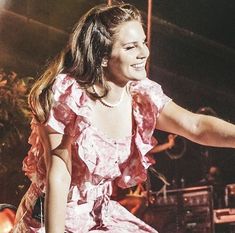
[132,63,145,68]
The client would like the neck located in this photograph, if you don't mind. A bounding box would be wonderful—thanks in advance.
[105,81,128,103]
[93,81,130,108]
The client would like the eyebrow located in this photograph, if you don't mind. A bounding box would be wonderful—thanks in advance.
[122,38,147,46]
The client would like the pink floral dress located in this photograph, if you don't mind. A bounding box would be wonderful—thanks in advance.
[12,74,171,232]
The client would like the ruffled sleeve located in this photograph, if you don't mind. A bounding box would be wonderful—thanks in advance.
[23,74,88,189]
[131,78,172,119]
[116,78,172,188]
[45,73,86,137]
[130,78,172,147]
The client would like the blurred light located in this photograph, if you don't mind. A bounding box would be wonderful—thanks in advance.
[0,207,16,233]
[0,0,8,8]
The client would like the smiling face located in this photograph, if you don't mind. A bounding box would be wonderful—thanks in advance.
[104,20,149,85]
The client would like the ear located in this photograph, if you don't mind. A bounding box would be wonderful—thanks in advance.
[101,57,108,67]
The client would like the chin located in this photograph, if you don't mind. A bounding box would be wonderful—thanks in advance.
[132,72,147,81]
[127,77,146,83]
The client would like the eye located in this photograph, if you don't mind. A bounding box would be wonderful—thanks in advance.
[125,45,136,50]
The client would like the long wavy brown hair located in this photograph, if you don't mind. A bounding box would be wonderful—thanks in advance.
[29,2,142,123]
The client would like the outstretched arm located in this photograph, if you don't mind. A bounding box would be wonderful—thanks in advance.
[38,125,73,233]
[156,101,235,148]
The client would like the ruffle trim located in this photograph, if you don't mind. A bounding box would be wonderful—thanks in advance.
[116,79,171,188]
[22,119,47,191]
[46,73,91,137]
[23,75,171,189]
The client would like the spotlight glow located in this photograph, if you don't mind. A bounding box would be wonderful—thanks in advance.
[0,0,8,8]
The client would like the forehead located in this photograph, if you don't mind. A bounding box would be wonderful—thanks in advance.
[113,20,145,44]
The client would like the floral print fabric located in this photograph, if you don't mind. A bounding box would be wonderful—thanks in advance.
[13,74,171,232]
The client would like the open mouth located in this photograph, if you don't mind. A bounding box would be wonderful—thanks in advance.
[131,62,146,69]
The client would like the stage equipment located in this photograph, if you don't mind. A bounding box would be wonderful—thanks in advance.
[214,208,235,233]
[164,136,187,189]
[213,184,235,232]
[225,184,235,208]
[141,186,214,233]
[214,208,235,224]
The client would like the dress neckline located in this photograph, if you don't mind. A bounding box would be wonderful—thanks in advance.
[83,89,135,144]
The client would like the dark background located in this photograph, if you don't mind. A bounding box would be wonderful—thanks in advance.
[0,0,234,206]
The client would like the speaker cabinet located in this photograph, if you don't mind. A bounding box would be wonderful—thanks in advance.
[141,186,214,233]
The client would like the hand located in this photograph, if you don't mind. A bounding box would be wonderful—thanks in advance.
[167,134,176,149]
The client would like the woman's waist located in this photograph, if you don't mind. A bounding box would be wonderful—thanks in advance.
[68,180,113,204]
[30,178,113,206]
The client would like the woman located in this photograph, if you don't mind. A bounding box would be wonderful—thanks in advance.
[12,2,235,233]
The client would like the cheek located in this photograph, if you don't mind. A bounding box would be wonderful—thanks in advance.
[110,56,130,71]
[118,55,133,70]
[108,51,135,76]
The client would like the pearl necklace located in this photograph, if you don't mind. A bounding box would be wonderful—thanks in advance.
[92,85,127,108]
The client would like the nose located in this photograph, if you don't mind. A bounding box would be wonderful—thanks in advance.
[137,44,149,60]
